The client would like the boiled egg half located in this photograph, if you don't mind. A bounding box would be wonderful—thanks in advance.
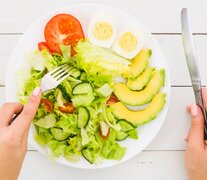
[87,14,116,48]
[112,29,144,59]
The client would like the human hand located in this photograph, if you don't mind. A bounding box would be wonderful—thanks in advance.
[185,87,207,180]
[0,87,41,180]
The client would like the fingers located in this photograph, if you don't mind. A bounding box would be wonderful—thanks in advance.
[202,87,207,110]
[10,87,41,137]
[186,105,191,113]
[187,104,205,148]
[0,103,23,126]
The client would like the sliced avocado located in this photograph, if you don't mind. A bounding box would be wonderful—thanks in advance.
[113,69,165,106]
[110,93,166,126]
[127,67,155,90]
[126,49,151,78]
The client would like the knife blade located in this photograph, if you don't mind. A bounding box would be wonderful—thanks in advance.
[181,8,207,140]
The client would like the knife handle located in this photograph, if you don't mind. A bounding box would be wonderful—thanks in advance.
[194,88,207,140]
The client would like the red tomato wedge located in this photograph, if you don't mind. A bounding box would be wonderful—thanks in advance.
[41,99,54,112]
[106,94,119,106]
[38,42,52,54]
[44,14,84,56]
[58,102,75,113]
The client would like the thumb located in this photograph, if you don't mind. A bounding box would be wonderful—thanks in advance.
[11,87,41,136]
[188,104,205,147]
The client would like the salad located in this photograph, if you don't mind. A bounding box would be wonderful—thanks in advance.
[17,13,166,164]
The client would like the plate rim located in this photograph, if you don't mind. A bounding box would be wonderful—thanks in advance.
[5,2,171,169]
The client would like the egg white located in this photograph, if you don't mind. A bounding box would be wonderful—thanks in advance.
[112,28,144,59]
[87,14,117,48]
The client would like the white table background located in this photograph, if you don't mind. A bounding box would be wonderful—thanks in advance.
[1,0,207,179]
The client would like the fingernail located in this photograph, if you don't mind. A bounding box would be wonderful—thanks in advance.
[184,134,188,141]
[191,104,198,116]
[186,105,190,111]
[32,87,41,96]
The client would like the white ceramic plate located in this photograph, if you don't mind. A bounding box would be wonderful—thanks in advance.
[5,3,171,169]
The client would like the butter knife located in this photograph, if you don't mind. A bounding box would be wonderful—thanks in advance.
[181,8,207,140]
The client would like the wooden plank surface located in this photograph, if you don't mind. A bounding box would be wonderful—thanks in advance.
[19,151,187,180]
[2,34,207,86]
[0,88,5,106]
[2,1,206,179]
[0,0,207,33]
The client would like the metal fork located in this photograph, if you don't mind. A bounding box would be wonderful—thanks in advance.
[41,64,73,92]
[10,64,72,123]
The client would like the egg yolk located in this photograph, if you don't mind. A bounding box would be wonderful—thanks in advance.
[93,22,113,40]
[119,32,138,52]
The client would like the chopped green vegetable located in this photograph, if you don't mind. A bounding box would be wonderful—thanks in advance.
[17,41,146,165]
[34,114,56,128]
[95,83,113,97]
[60,44,71,61]
[75,41,130,86]
[57,80,72,101]
[72,93,95,107]
[50,128,70,141]
[127,129,138,139]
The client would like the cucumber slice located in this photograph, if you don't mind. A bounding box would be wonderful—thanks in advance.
[71,68,81,78]
[50,128,70,141]
[82,149,94,164]
[72,83,93,95]
[118,120,134,132]
[78,107,89,128]
[72,93,95,107]
[115,131,128,141]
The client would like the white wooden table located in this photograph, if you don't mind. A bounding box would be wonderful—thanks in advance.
[1,0,207,179]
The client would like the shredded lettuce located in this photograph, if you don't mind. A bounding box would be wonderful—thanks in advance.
[48,140,67,157]
[27,50,45,71]
[60,45,71,62]
[75,41,130,86]
[17,69,41,104]
[34,114,56,129]
[17,42,139,164]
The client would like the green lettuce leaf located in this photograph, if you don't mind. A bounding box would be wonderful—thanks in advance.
[34,114,56,129]
[55,112,79,135]
[41,50,58,71]
[127,129,138,139]
[60,45,71,61]
[75,41,130,86]
[48,140,67,157]
[26,50,45,71]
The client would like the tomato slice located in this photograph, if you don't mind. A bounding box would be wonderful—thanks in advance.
[58,103,75,113]
[44,14,84,56]
[41,99,54,112]
[38,42,52,54]
[106,94,119,106]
